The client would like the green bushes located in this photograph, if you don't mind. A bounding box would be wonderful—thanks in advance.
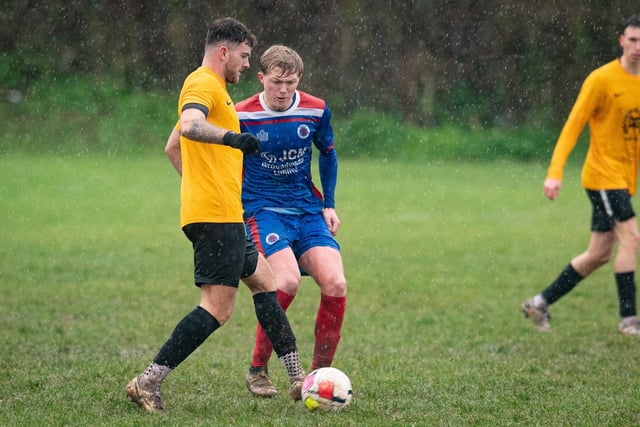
[334,110,577,162]
[1,77,175,155]
[2,77,589,162]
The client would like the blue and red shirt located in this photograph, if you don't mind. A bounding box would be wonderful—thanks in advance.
[236,90,338,217]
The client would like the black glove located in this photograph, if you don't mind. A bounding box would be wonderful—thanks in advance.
[222,131,260,155]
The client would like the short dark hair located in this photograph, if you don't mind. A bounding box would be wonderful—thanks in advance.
[206,17,256,48]
[622,15,640,33]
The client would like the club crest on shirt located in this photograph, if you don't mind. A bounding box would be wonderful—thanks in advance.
[297,124,311,139]
[266,233,280,245]
[622,108,640,141]
[256,129,269,142]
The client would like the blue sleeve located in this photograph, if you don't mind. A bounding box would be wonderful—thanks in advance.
[314,104,338,209]
[315,105,337,209]
[319,147,338,209]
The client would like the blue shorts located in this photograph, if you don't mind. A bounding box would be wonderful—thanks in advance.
[245,209,340,259]
[586,189,636,232]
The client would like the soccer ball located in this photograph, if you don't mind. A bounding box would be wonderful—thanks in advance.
[301,367,352,411]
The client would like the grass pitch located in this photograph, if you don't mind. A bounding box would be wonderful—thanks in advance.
[1,153,639,426]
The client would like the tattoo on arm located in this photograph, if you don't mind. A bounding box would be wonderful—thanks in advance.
[181,120,225,144]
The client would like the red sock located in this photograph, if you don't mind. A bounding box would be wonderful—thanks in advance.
[311,294,346,371]
[251,289,295,367]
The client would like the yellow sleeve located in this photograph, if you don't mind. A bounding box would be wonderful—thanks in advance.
[178,70,217,117]
[546,73,600,180]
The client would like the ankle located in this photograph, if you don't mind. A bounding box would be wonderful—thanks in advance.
[621,315,638,327]
[533,295,548,308]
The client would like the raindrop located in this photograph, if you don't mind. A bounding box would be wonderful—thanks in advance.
[7,89,23,104]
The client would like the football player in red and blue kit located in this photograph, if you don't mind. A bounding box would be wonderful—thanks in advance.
[236,45,347,398]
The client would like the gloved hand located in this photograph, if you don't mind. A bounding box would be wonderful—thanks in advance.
[222,131,261,155]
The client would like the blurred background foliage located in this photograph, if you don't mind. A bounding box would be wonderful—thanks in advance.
[0,1,637,131]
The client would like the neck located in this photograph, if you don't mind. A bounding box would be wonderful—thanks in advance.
[620,56,640,76]
[201,53,225,79]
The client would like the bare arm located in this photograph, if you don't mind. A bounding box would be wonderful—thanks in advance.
[180,108,228,144]
[179,107,260,155]
[164,127,182,176]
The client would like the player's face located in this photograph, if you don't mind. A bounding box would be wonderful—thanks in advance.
[620,26,640,65]
[259,67,301,111]
[223,42,252,84]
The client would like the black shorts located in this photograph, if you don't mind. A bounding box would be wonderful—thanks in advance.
[586,189,636,232]
[182,222,259,287]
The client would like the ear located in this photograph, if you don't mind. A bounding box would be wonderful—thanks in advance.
[216,45,228,61]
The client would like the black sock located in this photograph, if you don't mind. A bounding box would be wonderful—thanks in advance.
[153,306,220,369]
[253,291,297,357]
[542,263,584,305]
[615,271,637,318]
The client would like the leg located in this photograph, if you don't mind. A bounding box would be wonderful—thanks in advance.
[612,217,640,274]
[569,231,615,277]
[299,246,347,370]
[151,285,235,370]
[543,230,614,304]
[249,248,301,370]
[243,253,305,399]
[199,284,238,324]
[523,231,614,332]
[242,251,278,295]
[126,285,233,412]
[127,222,246,412]
[612,217,640,333]
[244,250,299,397]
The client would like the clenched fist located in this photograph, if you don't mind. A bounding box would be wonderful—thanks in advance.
[222,131,261,155]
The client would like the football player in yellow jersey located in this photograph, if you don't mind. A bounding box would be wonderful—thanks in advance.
[523,16,640,335]
[126,18,305,413]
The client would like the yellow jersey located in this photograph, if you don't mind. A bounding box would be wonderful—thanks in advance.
[177,66,244,226]
[547,59,640,195]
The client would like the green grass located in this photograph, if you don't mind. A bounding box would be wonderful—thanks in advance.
[1,153,639,426]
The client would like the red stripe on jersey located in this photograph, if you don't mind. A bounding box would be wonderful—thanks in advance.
[245,216,266,256]
[297,91,326,109]
[235,94,261,111]
[241,116,320,127]
[311,183,324,201]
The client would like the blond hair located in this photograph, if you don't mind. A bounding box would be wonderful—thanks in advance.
[259,45,304,77]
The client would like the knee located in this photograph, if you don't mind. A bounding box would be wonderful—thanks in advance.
[318,274,347,297]
[593,250,613,266]
[243,258,276,294]
[619,231,640,253]
[215,311,232,325]
[203,307,233,325]
[277,271,302,295]
[587,239,615,265]
[200,301,233,325]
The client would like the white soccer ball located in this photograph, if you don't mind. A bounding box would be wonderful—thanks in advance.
[301,367,352,411]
